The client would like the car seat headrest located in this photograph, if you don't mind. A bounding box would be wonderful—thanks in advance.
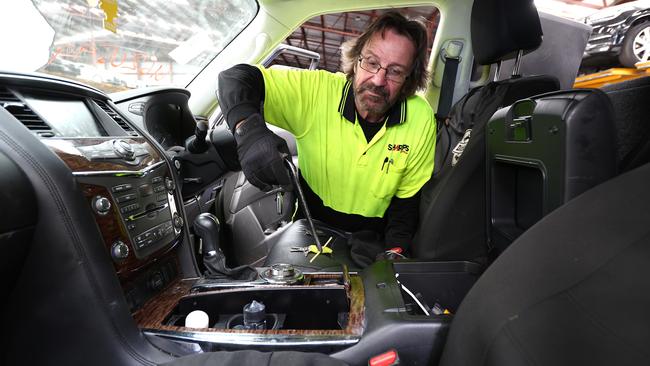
[471,0,543,65]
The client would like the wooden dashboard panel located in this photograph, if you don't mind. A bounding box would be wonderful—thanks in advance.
[42,137,162,173]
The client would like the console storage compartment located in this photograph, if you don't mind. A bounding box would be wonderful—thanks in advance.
[393,261,482,315]
[134,272,365,352]
[166,287,349,330]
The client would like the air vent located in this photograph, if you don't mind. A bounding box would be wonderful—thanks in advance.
[0,87,54,137]
[95,100,139,136]
[0,87,20,103]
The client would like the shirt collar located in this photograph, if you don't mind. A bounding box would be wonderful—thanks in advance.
[338,80,407,127]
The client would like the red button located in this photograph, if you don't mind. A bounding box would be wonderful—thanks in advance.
[369,349,398,366]
[388,247,403,254]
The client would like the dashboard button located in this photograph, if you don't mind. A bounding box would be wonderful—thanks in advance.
[148,272,164,291]
[172,213,183,229]
[152,176,163,184]
[112,184,133,193]
[116,193,137,203]
[139,184,153,197]
[165,177,175,191]
[120,203,140,214]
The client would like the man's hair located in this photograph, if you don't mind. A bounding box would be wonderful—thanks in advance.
[340,11,430,98]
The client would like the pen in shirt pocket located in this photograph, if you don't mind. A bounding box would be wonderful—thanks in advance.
[381,157,394,173]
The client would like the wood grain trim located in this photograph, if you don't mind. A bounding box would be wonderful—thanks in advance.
[134,275,365,337]
[43,137,162,173]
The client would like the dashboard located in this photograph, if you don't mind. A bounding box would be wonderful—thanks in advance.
[0,72,186,312]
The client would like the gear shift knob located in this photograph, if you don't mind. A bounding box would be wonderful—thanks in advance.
[186,120,209,153]
[193,213,220,256]
[193,212,257,281]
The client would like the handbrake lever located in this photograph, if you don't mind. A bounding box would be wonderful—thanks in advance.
[283,157,323,252]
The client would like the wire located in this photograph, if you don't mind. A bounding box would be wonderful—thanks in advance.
[395,273,430,316]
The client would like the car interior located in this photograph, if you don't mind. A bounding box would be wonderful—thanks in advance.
[1,0,650,365]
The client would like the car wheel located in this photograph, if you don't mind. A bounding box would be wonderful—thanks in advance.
[619,22,650,67]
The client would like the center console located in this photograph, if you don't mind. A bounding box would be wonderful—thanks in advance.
[135,267,364,351]
[43,136,184,311]
[134,260,482,365]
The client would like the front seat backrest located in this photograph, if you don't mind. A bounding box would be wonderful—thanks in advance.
[601,76,650,173]
[413,0,559,261]
[440,161,650,366]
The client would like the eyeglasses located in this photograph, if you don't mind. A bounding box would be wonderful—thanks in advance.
[358,55,409,83]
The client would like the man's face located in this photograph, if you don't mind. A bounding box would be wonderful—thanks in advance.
[353,28,415,122]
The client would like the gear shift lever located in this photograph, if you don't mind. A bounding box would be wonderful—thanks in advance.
[186,120,209,153]
[194,212,221,256]
[193,213,257,281]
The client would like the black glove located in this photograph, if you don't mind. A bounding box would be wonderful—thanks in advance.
[233,113,291,191]
[349,231,385,268]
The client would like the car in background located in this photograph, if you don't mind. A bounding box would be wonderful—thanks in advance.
[581,0,650,68]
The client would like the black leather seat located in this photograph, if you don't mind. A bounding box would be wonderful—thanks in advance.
[0,150,36,354]
[412,0,560,261]
[262,219,359,272]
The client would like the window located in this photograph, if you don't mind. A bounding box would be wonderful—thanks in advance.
[269,7,439,73]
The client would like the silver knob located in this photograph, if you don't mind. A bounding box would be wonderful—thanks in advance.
[111,240,129,261]
[270,263,295,278]
[113,139,135,160]
[93,196,111,215]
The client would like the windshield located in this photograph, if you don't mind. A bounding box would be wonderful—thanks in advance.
[0,0,257,93]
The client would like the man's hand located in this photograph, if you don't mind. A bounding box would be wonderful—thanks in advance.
[233,113,291,192]
[375,247,406,261]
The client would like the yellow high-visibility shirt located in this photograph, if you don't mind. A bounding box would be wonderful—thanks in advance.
[260,66,436,218]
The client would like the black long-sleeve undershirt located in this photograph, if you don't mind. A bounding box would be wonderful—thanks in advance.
[217,64,420,250]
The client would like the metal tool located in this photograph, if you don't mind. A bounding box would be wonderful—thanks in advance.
[283,157,323,251]
[290,246,311,257]
[290,245,332,256]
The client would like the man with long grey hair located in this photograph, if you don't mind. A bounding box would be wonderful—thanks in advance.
[218,11,436,263]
